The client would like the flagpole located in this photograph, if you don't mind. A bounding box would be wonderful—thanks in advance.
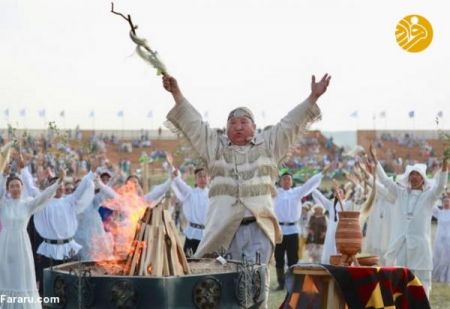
[372,113,376,131]
[121,117,125,140]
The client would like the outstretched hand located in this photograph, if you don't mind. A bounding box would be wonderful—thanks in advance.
[310,73,331,102]
[162,75,183,103]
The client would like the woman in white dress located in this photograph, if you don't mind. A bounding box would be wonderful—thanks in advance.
[432,193,450,284]
[0,171,62,309]
[312,187,352,264]
[75,172,117,261]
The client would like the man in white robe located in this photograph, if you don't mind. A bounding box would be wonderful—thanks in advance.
[171,167,209,255]
[273,171,323,290]
[21,165,96,294]
[371,146,448,296]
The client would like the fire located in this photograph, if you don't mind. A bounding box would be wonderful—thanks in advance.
[94,181,152,274]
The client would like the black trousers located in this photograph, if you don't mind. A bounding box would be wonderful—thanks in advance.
[184,238,201,256]
[275,233,299,269]
[36,254,73,296]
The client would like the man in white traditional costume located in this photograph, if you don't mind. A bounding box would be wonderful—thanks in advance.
[273,170,324,290]
[171,167,209,256]
[370,146,448,296]
[21,164,96,294]
[162,73,331,307]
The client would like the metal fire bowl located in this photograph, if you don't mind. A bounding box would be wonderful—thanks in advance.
[43,258,267,309]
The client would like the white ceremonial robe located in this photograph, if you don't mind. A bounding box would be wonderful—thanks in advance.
[75,180,118,261]
[171,175,208,241]
[0,176,59,309]
[312,190,353,264]
[274,172,323,236]
[432,207,450,283]
[363,178,396,265]
[31,172,95,260]
[376,163,447,295]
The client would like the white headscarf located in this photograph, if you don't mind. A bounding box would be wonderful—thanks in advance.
[397,163,431,190]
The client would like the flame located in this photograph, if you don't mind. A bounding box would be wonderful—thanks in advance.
[94,181,151,274]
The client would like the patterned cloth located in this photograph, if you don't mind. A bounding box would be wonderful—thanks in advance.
[281,264,430,309]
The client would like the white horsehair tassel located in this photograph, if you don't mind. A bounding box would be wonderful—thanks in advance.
[129,30,167,75]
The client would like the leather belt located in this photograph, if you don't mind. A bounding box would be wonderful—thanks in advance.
[189,222,205,229]
[279,222,296,226]
[241,217,257,225]
[43,237,74,245]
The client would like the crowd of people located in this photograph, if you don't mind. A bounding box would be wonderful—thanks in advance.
[1,73,449,309]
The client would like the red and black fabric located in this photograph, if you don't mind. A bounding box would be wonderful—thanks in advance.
[322,264,430,309]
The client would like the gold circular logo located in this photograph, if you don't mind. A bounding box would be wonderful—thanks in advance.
[396,15,433,52]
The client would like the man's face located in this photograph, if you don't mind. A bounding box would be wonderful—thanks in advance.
[409,171,425,190]
[226,116,256,146]
[101,174,111,184]
[195,171,209,189]
[280,174,293,190]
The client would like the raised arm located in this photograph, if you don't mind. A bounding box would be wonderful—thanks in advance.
[164,75,218,162]
[369,144,399,199]
[144,177,172,203]
[73,181,96,214]
[171,170,193,202]
[366,173,396,204]
[262,74,330,163]
[312,189,333,212]
[430,159,448,198]
[96,177,119,199]
[293,172,324,200]
[67,171,96,203]
[26,170,63,215]
[20,166,40,198]
[432,204,440,219]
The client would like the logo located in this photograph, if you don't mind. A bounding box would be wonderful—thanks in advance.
[396,15,433,52]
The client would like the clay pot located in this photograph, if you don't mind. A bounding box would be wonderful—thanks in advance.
[335,211,362,258]
[357,255,379,266]
[329,254,342,266]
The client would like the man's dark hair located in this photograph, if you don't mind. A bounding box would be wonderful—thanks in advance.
[194,168,205,175]
[48,176,60,185]
[6,174,23,188]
